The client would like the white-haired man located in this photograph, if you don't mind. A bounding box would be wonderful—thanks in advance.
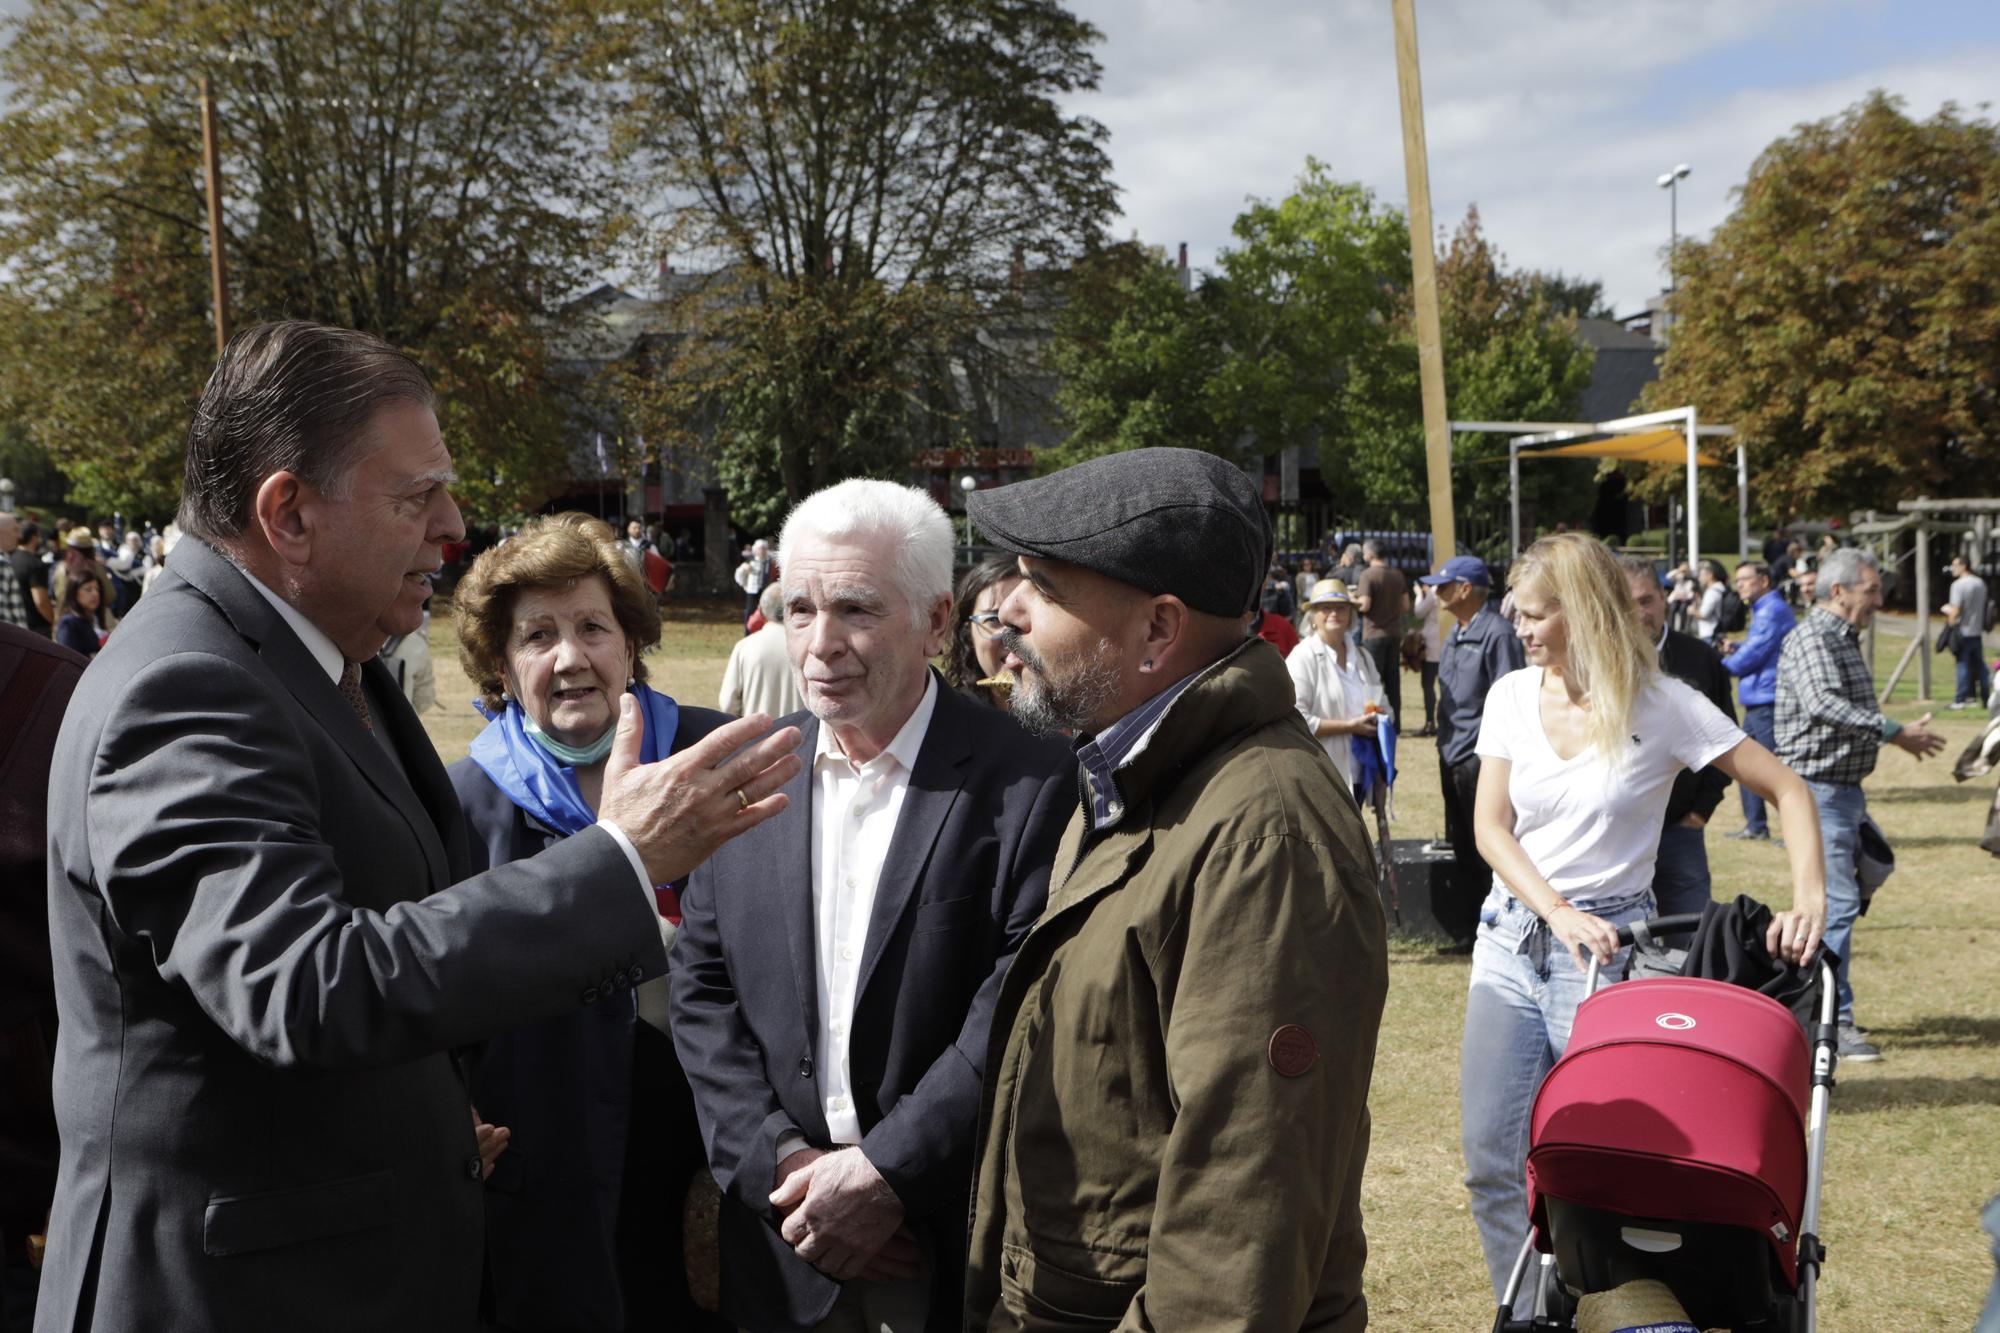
[1776,547,1944,1061]
[672,479,1070,1332]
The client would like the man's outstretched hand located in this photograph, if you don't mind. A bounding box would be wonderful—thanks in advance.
[1890,713,1947,761]
[598,702,802,884]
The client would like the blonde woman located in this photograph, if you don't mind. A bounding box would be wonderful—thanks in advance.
[1461,533,1828,1306]
[1285,578,1390,794]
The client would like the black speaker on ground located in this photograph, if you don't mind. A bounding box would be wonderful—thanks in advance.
[1377,838,1456,941]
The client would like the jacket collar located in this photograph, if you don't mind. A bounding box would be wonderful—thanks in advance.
[1100,636,1296,814]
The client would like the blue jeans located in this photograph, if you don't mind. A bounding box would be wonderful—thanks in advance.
[1651,823,1712,918]
[1958,632,1992,707]
[1806,779,1865,1022]
[1461,885,1651,1303]
[1739,703,1776,833]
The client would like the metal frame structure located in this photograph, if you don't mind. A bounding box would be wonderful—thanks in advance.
[1450,410,1742,565]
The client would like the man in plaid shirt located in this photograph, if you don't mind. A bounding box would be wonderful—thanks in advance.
[1776,547,1944,1060]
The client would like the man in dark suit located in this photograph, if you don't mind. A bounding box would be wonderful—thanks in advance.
[0,624,85,1331]
[671,479,1070,1332]
[1624,557,1736,917]
[37,322,802,1332]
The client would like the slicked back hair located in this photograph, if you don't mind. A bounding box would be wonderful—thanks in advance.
[178,321,436,544]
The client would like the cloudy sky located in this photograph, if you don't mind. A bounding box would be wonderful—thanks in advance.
[1071,0,2000,314]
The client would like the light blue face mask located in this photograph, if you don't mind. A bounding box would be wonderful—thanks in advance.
[522,707,618,767]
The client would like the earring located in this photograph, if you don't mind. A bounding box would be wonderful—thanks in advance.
[1142,659,1154,671]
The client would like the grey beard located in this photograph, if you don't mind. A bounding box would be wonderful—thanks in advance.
[1002,629,1122,738]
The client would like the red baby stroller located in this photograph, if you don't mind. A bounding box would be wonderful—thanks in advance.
[1493,910,1840,1332]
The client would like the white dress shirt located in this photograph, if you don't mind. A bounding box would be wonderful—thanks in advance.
[237,566,655,903]
[799,673,938,1148]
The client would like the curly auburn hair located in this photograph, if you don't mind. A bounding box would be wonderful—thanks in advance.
[453,512,661,713]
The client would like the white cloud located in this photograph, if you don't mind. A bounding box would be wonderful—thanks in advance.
[1072,0,2000,312]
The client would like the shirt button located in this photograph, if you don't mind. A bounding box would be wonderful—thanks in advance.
[844,874,856,889]
[831,1019,846,1036]
[1105,802,1123,819]
[841,945,857,961]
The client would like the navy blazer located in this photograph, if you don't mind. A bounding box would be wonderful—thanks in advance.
[670,677,1071,1332]
[448,704,731,1333]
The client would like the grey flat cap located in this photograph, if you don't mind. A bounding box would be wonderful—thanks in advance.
[968,448,1271,616]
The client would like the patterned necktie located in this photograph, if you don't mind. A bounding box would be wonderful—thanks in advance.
[338,659,373,731]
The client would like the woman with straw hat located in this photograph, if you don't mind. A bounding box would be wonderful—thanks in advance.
[1286,577,1391,794]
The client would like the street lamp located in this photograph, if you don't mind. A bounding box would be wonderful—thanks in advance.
[959,474,977,560]
[0,478,14,513]
[1656,162,1691,296]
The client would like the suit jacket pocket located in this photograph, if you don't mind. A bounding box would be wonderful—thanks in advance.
[913,892,982,935]
[203,1168,394,1257]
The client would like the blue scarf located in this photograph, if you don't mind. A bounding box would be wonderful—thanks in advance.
[468,682,681,836]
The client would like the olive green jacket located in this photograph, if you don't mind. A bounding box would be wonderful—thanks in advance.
[965,639,1388,1332]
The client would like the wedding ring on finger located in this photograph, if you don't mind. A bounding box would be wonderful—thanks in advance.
[733,787,748,813]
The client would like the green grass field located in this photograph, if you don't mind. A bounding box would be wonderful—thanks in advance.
[417,598,2000,1330]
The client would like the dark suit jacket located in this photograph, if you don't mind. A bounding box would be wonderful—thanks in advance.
[448,703,733,1333]
[1660,628,1737,826]
[0,625,85,1257]
[38,538,666,1333]
[671,677,1071,1331]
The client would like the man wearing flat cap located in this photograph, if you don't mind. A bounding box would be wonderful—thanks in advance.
[961,447,1388,1332]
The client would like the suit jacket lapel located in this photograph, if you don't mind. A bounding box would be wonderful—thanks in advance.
[783,716,822,1038]
[854,679,969,1004]
[170,540,451,900]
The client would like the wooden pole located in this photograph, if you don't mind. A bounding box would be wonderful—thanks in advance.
[199,75,231,359]
[1915,519,1932,703]
[1879,630,1922,707]
[1391,0,1455,567]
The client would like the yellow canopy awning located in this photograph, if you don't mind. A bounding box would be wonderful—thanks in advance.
[1514,427,1723,467]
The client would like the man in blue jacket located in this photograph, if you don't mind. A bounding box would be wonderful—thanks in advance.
[1722,560,1795,840]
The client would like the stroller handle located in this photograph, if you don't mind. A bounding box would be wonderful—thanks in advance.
[1614,913,1705,947]
[1584,914,1705,993]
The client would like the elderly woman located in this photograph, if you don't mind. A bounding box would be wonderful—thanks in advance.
[1285,577,1390,795]
[449,512,730,1333]
[945,554,1022,709]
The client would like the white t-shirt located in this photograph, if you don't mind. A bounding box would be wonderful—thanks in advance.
[1474,668,1745,909]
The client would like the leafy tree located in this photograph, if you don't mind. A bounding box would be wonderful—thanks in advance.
[1332,206,1596,525]
[1524,271,1616,321]
[1042,242,1237,470]
[609,0,1116,516]
[1647,91,2000,518]
[0,0,615,523]
[1207,160,1411,468]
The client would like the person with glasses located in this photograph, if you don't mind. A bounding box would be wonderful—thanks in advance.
[946,556,1022,711]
